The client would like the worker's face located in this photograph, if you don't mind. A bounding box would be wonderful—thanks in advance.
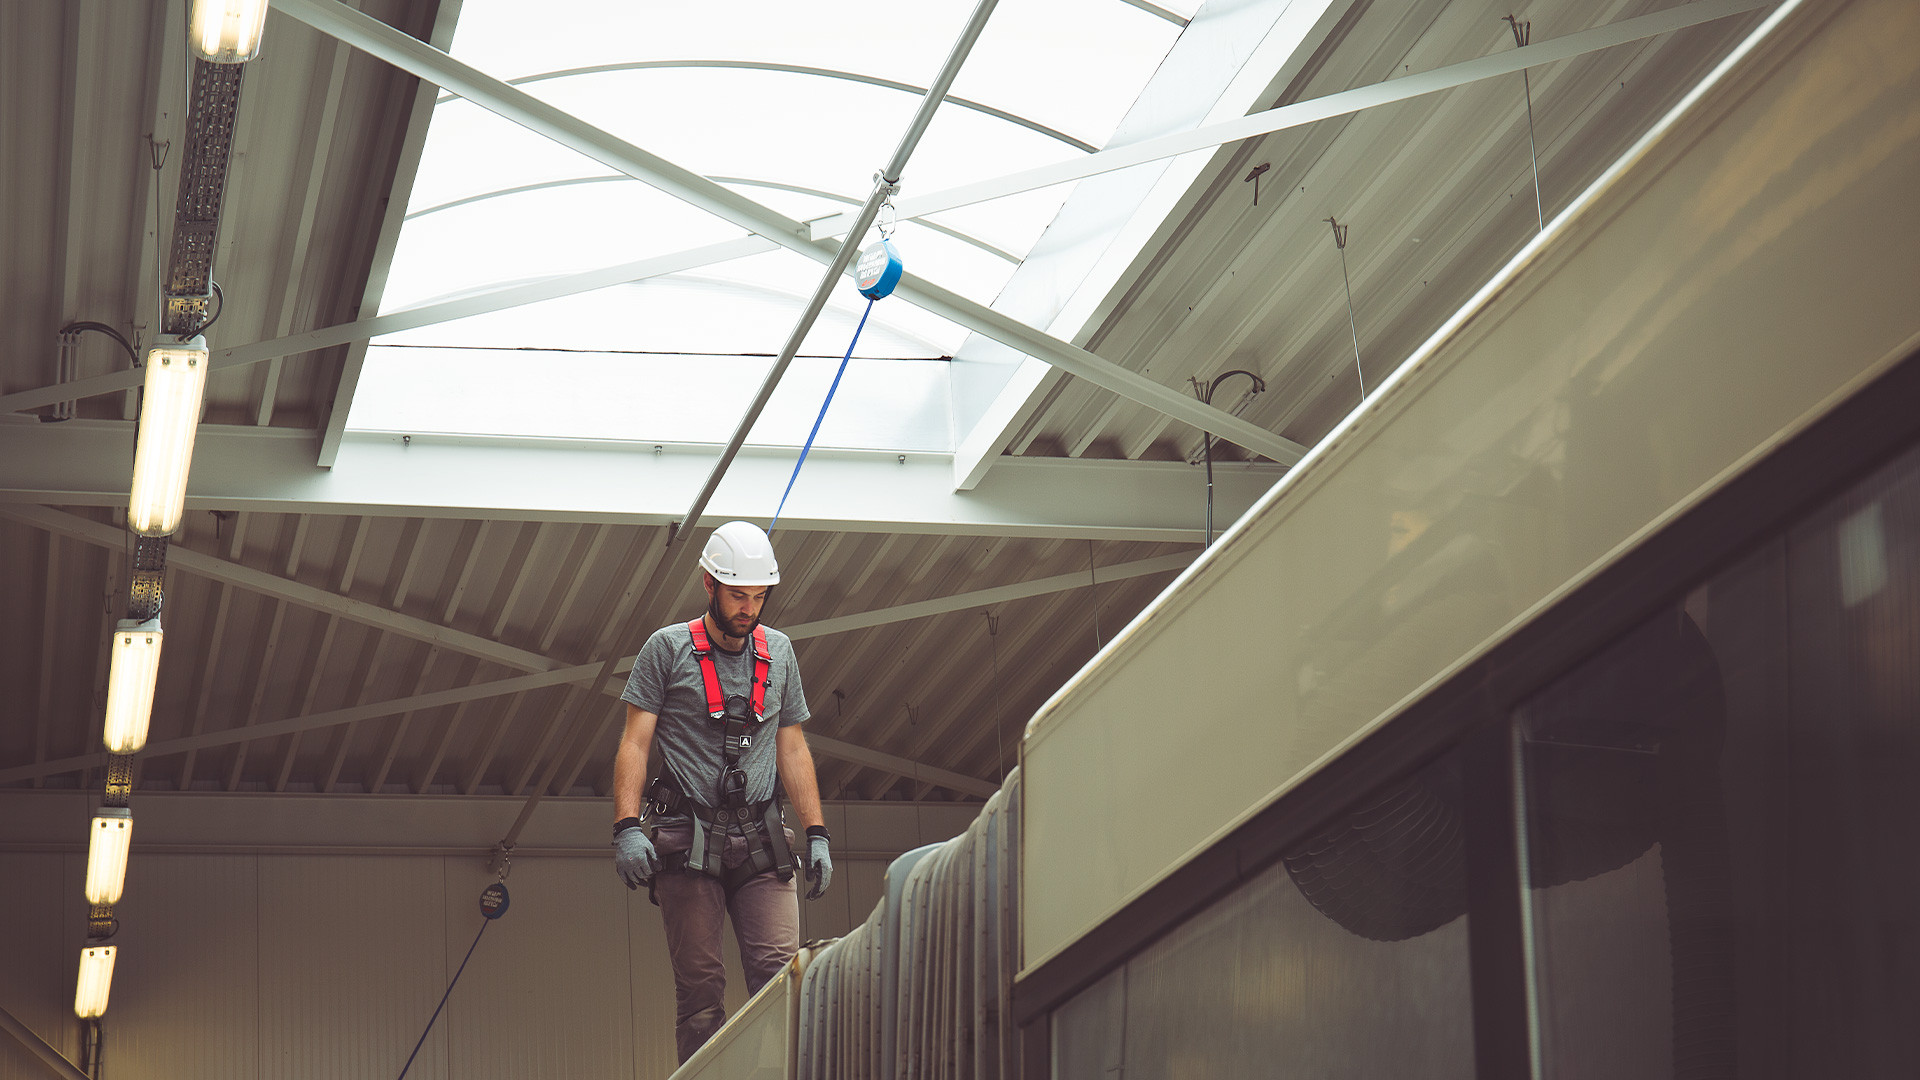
[705,577,770,641]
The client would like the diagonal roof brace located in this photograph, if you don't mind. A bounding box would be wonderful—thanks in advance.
[0,237,778,416]
[270,0,1306,466]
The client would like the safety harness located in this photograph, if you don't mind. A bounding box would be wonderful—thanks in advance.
[641,618,796,902]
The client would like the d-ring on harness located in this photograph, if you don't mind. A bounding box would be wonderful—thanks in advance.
[642,618,796,901]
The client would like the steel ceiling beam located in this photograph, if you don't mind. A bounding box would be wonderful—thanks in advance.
[269,0,1304,465]
[408,175,1022,264]
[807,0,1777,238]
[0,652,996,799]
[783,550,1193,640]
[253,38,352,427]
[0,504,564,674]
[0,1004,90,1080]
[0,236,776,416]
[0,421,1283,540]
[0,524,1193,792]
[1115,0,1189,27]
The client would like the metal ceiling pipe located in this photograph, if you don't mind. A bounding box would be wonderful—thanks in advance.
[672,0,1002,542]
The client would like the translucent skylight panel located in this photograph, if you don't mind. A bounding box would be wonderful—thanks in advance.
[353,347,951,452]
[375,249,962,358]
[351,0,1186,449]
[448,0,973,94]
[530,68,907,202]
[383,173,751,311]
[946,0,1181,149]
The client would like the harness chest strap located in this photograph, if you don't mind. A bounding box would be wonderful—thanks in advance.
[686,618,770,721]
[678,618,793,886]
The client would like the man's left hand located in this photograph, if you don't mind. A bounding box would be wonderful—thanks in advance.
[805,835,832,899]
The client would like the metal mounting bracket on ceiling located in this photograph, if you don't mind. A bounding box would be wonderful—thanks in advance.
[163,60,245,336]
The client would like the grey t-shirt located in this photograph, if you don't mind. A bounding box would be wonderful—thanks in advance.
[621,620,809,816]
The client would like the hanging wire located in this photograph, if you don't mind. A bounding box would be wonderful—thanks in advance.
[986,611,1007,784]
[1505,15,1546,233]
[1193,370,1265,547]
[396,917,493,1080]
[149,135,169,338]
[1327,217,1366,400]
[59,322,140,366]
[193,281,225,337]
[1087,541,1104,650]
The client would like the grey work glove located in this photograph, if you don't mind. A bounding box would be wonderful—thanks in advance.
[614,825,658,890]
[804,835,832,900]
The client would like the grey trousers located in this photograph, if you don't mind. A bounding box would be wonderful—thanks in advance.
[652,821,799,1064]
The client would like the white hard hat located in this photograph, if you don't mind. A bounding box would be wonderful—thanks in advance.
[699,521,781,586]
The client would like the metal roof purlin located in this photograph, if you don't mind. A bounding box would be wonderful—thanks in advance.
[270,0,1304,466]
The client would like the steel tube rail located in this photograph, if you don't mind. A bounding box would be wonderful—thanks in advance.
[882,0,1000,185]
[270,0,1303,464]
[673,0,1001,540]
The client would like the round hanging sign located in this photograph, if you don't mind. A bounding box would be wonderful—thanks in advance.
[479,882,510,920]
[855,239,904,300]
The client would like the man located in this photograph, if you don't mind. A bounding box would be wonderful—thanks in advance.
[610,520,832,1063]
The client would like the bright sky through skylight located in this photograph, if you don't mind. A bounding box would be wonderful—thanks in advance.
[350,0,1183,450]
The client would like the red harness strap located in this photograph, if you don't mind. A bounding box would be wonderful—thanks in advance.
[686,618,771,718]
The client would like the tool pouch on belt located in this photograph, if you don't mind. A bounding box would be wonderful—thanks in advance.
[639,777,795,906]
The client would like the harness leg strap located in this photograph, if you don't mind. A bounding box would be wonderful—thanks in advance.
[762,802,795,883]
[686,813,710,875]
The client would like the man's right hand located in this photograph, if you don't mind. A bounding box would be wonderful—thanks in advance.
[613,826,658,889]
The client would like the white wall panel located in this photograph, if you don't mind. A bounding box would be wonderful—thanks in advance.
[1020,0,1920,971]
[109,855,261,1080]
[621,881,686,1080]
[257,856,448,1080]
[0,853,79,1079]
[442,856,635,1080]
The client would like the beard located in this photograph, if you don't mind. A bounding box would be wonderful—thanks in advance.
[708,592,759,641]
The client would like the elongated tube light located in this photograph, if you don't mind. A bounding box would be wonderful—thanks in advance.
[128,335,208,537]
[74,946,116,1019]
[190,0,269,63]
[103,617,164,753]
[85,808,134,906]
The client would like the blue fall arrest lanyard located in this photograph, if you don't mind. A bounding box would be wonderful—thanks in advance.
[769,236,903,530]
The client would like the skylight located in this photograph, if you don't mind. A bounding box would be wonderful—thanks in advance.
[348,0,1183,452]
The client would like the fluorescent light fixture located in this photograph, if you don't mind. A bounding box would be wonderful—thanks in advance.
[74,946,116,1019]
[103,617,164,753]
[85,808,134,906]
[128,335,208,537]
[190,0,269,63]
